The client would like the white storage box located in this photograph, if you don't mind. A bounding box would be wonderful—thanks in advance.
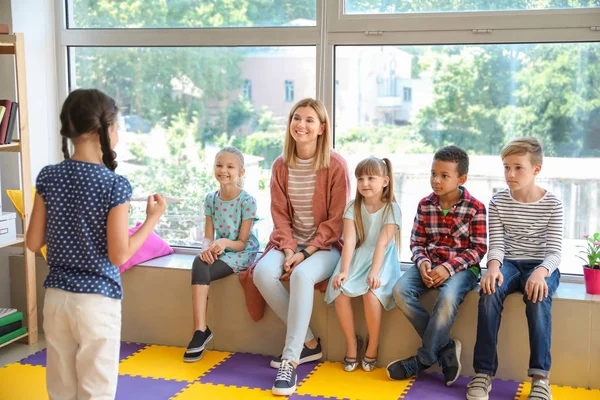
[0,212,17,246]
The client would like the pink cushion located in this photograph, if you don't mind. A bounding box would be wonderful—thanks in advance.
[119,222,174,273]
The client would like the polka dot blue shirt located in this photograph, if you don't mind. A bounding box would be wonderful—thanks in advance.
[36,159,132,300]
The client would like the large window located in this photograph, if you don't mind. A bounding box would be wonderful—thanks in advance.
[70,46,316,247]
[67,0,317,28]
[344,0,600,13]
[334,43,600,274]
[60,0,600,275]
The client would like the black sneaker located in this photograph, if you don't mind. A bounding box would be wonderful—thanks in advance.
[439,339,462,386]
[272,360,297,396]
[185,327,213,354]
[270,338,323,369]
[183,348,205,363]
[386,355,431,381]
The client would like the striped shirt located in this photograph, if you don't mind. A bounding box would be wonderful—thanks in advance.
[288,158,317,245]
[488,189,563,274]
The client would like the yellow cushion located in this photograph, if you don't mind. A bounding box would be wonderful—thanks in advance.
[6,189,47,260]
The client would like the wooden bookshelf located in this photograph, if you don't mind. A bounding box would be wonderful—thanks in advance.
[0,33,37,346]
[0,142,21,152]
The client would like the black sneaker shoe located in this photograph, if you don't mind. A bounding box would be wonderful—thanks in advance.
[386,355,431,381]
[183,348,205,363]
[439,338,462,386]
[270,338,323,369]
[185,327,213,354]
[272,360,297,396]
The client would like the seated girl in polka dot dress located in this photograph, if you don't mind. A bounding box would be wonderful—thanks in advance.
[26,89,167,400]
[183,146,260,362]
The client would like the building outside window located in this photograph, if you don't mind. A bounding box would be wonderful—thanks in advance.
[285,80,295,102]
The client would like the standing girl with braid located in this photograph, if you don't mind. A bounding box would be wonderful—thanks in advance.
[27,89,167,400]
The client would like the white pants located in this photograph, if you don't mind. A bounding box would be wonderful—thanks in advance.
[253,248,340,363]
[43,288,121,400]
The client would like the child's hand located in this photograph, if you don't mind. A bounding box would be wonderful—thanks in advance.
[419,261,434,288]
[367,273,381,290]
[146,194,167,220]
[199,248,218,264]
[209,239,228,255]
[525,267,549,303]
[481,264,503,294]
[430,265,450,288]
[332,272,348,290]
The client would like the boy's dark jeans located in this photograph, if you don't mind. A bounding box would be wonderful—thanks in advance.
[473,260,560,378]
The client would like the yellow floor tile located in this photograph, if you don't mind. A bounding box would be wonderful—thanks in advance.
[516,382,600,400]
[172,382,277,399]
[118,345,231,382]
[0,364,48,400]
[297,361,413,400]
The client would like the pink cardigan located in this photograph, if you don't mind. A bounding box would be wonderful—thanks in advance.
[239,152,351,321]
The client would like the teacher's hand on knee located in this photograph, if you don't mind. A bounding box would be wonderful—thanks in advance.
[281,253,304,280]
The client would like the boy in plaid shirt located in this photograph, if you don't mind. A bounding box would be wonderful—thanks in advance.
[387,146,487,386]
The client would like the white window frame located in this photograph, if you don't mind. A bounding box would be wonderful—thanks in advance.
[53,0,599,280]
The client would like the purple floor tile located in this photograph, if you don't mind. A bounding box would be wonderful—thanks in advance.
[18,342,147,367]
[19,349,47,367]
[115,375,188,400]
[289,395,347,400]
[119,342,148,361]
[404,372,520,400]
[201,352,319,391]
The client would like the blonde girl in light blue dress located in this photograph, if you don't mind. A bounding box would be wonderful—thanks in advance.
[325,157,402,373]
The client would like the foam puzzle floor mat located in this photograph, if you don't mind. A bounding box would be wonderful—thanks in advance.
[1,342,599,399]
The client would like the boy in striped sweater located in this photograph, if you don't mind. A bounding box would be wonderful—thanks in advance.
[466,137,563,400]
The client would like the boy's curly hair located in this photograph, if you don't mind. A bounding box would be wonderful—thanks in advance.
[433,145,469,176]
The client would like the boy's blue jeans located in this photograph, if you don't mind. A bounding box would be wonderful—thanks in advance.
[393,265,478,366]
[473,260,560,378]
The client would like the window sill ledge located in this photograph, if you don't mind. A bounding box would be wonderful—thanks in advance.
[135,254,600,303]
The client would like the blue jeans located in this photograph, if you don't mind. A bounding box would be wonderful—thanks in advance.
[473,260,560,378]
[393,265,478,366]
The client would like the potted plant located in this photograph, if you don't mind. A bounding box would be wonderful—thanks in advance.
[579,232,600,295]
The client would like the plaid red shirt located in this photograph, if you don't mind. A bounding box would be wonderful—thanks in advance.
[410,186,487,276]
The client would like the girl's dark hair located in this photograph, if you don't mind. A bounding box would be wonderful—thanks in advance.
[60,89,119,171]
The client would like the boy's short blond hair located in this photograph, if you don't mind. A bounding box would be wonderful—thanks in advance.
[500,137,543,166]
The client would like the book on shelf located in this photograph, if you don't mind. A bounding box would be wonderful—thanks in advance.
[0,100,13,144]
[0,320,22,337]
[0,106,5,126]
[0,310,22,327]
[4,102,18,144]
[0,327,27,345]
[0,24,8,35]
[0,307,17,318]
